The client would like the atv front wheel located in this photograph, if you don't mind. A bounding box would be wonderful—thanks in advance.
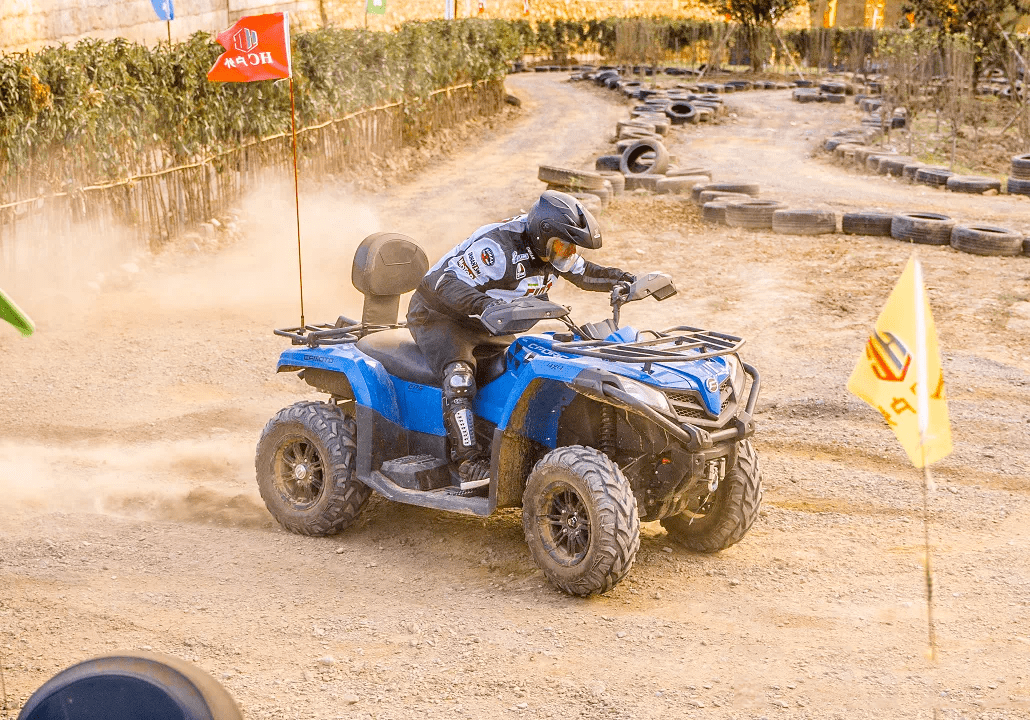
[522,446,639,596]
[256,401,371,536]
[661,439,762,553]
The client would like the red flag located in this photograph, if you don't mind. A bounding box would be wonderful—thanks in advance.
[207,12,291,83]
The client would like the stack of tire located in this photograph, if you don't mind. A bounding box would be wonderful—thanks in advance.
[793,79,853,104]
[1007,154,1030,198]
[537,165,613,215]
[841,210,1027,256]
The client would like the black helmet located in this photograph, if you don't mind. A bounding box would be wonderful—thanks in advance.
[526,190,602,260]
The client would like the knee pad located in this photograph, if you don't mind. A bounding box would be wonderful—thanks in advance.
[443,361,476,405]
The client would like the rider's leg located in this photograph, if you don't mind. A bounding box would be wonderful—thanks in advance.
[442,361,489,489]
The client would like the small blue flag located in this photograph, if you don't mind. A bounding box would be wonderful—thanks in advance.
[151,0,174,21]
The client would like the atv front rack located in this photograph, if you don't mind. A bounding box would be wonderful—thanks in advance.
[551,326,744,372]
[274,316,398,347]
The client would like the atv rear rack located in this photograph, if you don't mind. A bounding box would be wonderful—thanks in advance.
[274,316,399,347]
[551,326,744,372]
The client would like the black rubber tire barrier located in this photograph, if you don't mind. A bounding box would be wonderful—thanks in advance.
[702,200,731,224]
[665,101,697,125]
[624,175,662,191]
[699,181,760,198]
[820,81,847,94]
[538,165,607,191]
[866,153,898,173]
[853,146,889,166]
[553,185,611,209]
[835,144,863,164]
[794,79,814,88]
[667,166,712,178]
[595,155,623,172]
[914,167,953,187]
[842,211,895,236]
[902,163,925,181]
[946,175,1002,194]
[950,225,1024,256]
[823,93,847,104]
[598,171,625,195]
[1006,177,1030,196]
[1011,153,1030,180]
[697,190,751,205]
[891,212,956,245]
[657,176,708,194]
[616,119,655,134]
[725,200,788,230]
[880,157,915,176]
[620,139,670,176]
[771,209,838,235]
[696,188,753,206]
[793,89,819,103]
[1024,237,1030,256]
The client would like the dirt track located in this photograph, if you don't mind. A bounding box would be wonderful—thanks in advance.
[2,73,1029,720]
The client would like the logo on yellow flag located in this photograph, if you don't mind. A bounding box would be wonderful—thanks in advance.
[848,256,952,467]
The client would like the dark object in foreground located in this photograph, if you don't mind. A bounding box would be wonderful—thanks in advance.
[17,652,242,720]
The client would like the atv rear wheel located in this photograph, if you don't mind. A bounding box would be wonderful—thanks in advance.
[256,401,371,536]
[522,446,639,596]
[661,439,762,553]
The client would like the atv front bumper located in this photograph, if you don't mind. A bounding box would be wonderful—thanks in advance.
[570,363,760,452]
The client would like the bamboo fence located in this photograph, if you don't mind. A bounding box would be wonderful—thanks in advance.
[0,79,505,266]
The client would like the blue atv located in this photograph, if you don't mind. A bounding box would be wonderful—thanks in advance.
[256,233,763,596]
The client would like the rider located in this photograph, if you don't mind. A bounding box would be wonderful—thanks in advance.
[407,190,636,490]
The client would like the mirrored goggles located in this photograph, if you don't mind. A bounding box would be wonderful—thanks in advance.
[547,237,577,261]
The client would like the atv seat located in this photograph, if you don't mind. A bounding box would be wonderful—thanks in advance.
[356,329,508,388]
[352,232,430,326]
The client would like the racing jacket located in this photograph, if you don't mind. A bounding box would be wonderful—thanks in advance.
[411,215,631,325]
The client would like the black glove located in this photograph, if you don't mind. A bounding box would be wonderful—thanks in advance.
[617,271,636,284]
[478,299,508,334]
[478,299,506,316]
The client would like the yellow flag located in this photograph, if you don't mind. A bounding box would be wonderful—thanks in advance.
[847,255,952,467]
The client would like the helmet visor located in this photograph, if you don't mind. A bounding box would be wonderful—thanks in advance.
[547,237,577,261]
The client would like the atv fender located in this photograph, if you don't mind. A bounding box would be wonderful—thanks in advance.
[277,345,400,417]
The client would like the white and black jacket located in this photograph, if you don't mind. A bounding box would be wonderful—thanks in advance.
[412,216,631,323]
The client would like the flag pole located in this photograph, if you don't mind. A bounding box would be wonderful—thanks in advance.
[913,255,938,662]
[288,75,306,329]
[167,19,171,44]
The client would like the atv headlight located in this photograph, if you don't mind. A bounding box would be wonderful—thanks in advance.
[726,355,746,397]
[619,378,674,416]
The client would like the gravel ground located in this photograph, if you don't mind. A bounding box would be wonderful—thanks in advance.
[1,73,1028,720]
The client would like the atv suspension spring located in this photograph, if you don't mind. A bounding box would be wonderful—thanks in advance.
[600,405,617,460]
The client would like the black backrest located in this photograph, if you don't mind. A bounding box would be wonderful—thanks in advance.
[351,233,429,326]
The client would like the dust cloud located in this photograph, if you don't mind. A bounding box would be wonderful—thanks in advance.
[0,437,269,528]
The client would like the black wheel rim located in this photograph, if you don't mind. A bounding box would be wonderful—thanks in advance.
[537,480,590,567]
[273,436,326,510]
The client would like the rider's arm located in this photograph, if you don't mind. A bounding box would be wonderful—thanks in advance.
[554,254,634,292]
[420,236,509,316]
[430,270,496,316]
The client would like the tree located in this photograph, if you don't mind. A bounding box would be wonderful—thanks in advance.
[704,0,803,72]
[904,0,1030,89]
